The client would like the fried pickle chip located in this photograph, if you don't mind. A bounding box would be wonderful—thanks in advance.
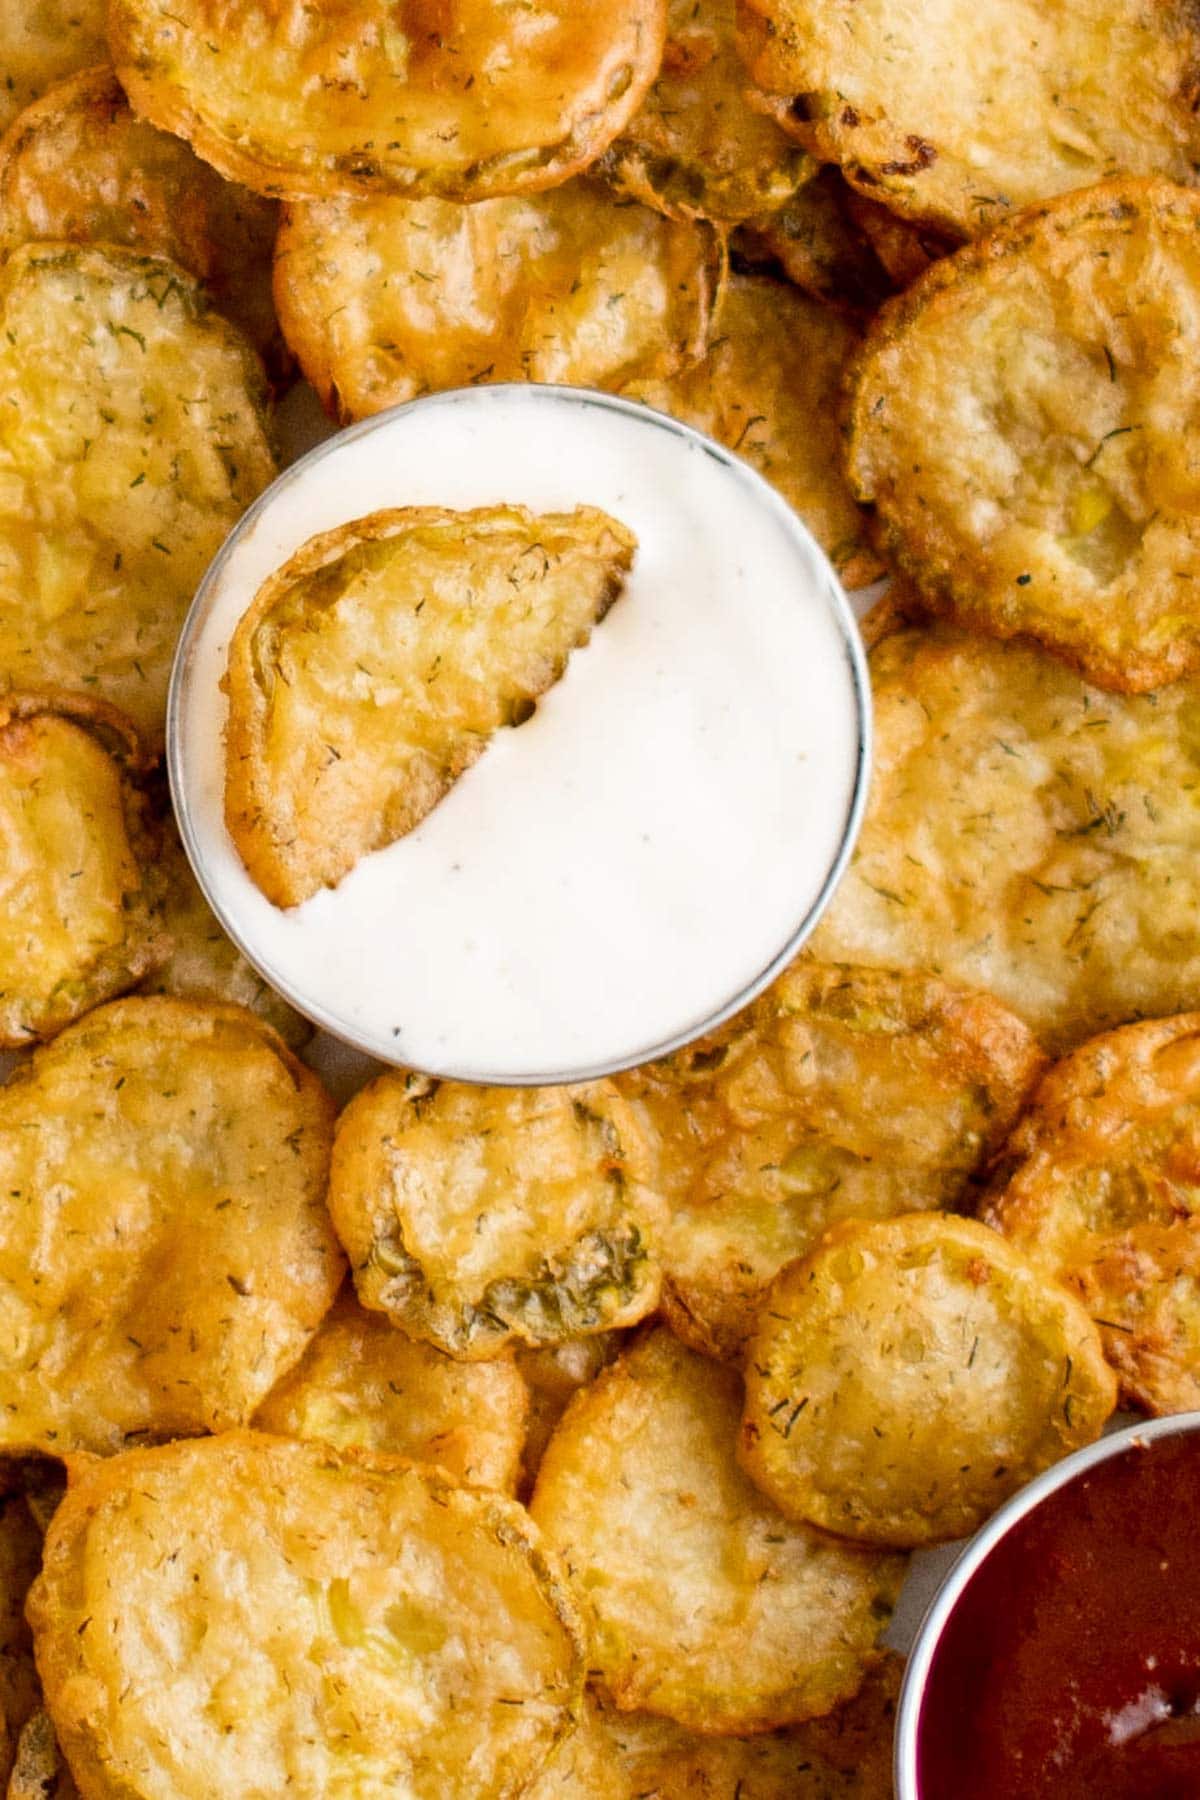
[530,1329,904,1732]
[0,998,342,1457]
[0,243,275,743]
[740,1215,1116,1548]
[7,1712,79,1800]
[983,1016,1200,1415]
[735,166,897,315]
[274,182,720,421]
[224,504,636,907]
[517,1334,626,1498]
[599,0,810,223]
[737,0,1200,239]
[28,1432,585,1800]
[0,694,166,1049]
[255,1288,529,1492]
[621,961,1043,1362]
[840,189,948,288]
[809,622,1200,1053]
[330,1074,663,1360]
[109,0,666,203]
[0,1497,39,1787]
[847,180,1200,692]
[525,1699,633,1800]
[623,274,880,587]
[0,0,105,135]
[0,68,281,368]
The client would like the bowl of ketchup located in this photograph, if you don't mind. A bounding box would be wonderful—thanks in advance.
[897,1412,1200,1800]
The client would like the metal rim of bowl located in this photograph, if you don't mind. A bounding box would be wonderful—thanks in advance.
[166,381,873,1086]
[894,1409,1200,1798]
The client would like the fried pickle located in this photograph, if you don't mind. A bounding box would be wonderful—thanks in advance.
[0,243,275,744]
[621,961,1044,1363]
[330,1074,663,1360]
[0,694,166,1048]
[0,0,105,136]
[255,1287,529,1492]
[740,1215,1116,1547]
[983,1015,1200,1415]
[737,0,1200,239]
[808,622,1200,1053]
[530,1328,904,1733]
[847,179,1200,692]
[734,166,898,316]
[224,504,635,907]
[623,274,880,586]
[516,1334,626,1498]
[7,1712,78,1800]
[0,1497,39,1789]
[28,1432,585,1800]
[110,0,666,203]
[274,181,720,421]
[0,998,342,1457]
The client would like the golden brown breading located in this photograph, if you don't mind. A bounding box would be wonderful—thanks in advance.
[516,1334,626,1499]
[0,0,105,136]
[735,166,899,316]
[223,504,636,907]
[0,1497,39,1790]
[0,998,342,1457]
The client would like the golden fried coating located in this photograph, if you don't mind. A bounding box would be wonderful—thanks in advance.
[983,1015,1200,1415]
[847,180,1200,693]
[0,68,281,368]
[525,1699,633,1800]
[274,182,720,421]
[809,623,1200,1053]
[735,166,897,316]
[330,1074,663,1360]
[600,0,810,223]
[623,274,880,587]
[621,961,1044,1362]
[28,1432,586,1800]
[737,0,1200,239]
[0,695,166,1049]
[516,1334,626,1498]
[530,1329,904,1733]
[0,243,275,744]
[0,0,105,136]
[841,188,948,288]
[0,1497,39,1789]
[7,1712,79,1800]
[255,1288,529,1492]
[0,998,342,1457]
[224,504,636,907]
[109,0,667,202]
[740,1215,1115,1548]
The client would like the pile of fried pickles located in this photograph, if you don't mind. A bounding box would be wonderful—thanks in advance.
[2,0,1200,1794]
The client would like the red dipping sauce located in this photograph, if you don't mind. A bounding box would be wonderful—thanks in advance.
[914,1429,1200,1800]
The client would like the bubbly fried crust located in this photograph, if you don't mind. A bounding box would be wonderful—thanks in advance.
[735,166,898,316]
[623,274,880,587]
[0,0,105,135]
[109,0,667,202]
[847,179,1200,693]
[330,1075,663,1360]
[982,1015,1200,1415]
[599,0,810,223]
[255,1288,529,1492]
[530,1329,904,1734]
[0,1497,39,1789]
[223,504,636,907]
[620,961,1044,1363]
[7,1711,80,1800]
[0,998,342,1456]
[516,1334,626,1499]
[0,694,166,1048]
[0,68,280,368]
[809,622,1200,1053]
[739,1215,1115,1548]
[737,0,1200,238]
[274,182,721,422]
[0,243,275,744]
[27,1432,586,1800]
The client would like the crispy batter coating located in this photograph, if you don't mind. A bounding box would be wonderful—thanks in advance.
[737,0,1200,238]
[740,1215,1116,1547]
[983,1015,1200,1415]
[530,1329,904,1734]
[274,181,720,421]
[599,0,810,223]
[255,1287,529,1492]
[7,1712,79,1800]
[809,622,1200,1053]
[847,180,1200,693]
[224,504,636,907]
[27,1432,586,1800]
[621,961,1043,1363]
[516,1334,626,1499]
[0,68,281,369]
[330,1074,664,1360]
[0,0,105,135]
[623,274,880,587]
[735,166,898,316]
[525,1698,633,1799]
[0,998,342,1457]
[0,1497,39,1789]
[109,0,667,202]
[0,243,275,744]
[841,189,948,288]
[0,695,166,1049]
